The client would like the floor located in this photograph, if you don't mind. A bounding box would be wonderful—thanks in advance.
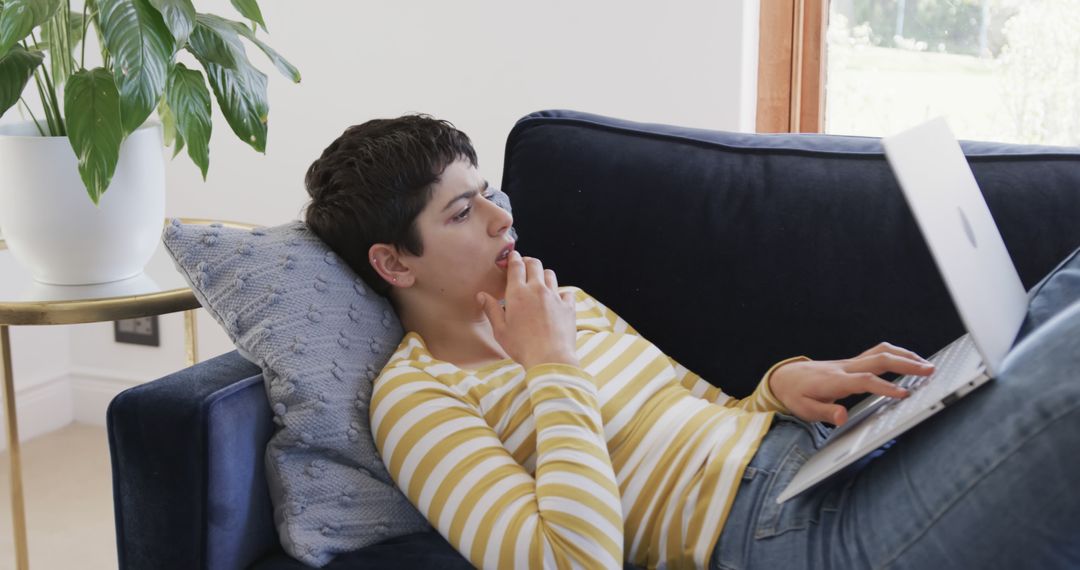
[0,423,116,570]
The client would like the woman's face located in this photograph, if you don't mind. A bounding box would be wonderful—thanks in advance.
[392,158,515,304]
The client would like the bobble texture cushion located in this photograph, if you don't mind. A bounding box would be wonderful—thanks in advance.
[163,219,426,566]
[161,189,516,567]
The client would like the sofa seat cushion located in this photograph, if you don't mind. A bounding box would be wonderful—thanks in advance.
[251,531,649,570]
[251,532,475,570]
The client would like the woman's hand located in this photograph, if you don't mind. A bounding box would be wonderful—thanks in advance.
[477,251,579,370]
[769,342,936,426]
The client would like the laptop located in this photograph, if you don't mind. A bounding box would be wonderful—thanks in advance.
[775,117,1030,504]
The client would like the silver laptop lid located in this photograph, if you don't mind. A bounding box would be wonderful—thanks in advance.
[882,117,1027,378]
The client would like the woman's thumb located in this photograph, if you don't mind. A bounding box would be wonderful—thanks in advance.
[828,405,847,426]
[805,400,847,426]
[477,292,502,327]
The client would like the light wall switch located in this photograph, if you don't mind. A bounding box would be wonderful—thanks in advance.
[115,316,160,346]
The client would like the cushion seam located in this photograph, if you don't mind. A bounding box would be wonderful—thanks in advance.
[506,113,1080,162]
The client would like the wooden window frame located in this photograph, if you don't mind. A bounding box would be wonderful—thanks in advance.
[757,0,828,133]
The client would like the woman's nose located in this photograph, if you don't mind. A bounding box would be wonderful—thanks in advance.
[487,198,513,234]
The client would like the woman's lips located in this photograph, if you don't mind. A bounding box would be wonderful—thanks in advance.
[495,242,515,268]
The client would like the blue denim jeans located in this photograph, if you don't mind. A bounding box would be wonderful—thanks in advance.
[710,301,1080,569]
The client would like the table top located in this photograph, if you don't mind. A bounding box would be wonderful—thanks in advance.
[0,218,255,325]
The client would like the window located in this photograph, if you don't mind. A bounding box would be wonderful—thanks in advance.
[757,0,828,133]
[825,0,1078,145]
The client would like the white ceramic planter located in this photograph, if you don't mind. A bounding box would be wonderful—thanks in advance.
[0,121,166,285]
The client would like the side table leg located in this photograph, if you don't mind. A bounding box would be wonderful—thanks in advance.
[1,326,29,570]
[184,309,199,366]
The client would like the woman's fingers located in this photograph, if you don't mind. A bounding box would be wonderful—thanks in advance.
[476,291,505,331]
[507,251,526,287]
[842,372,910,399]
[858,341,932,364]
[522,256,543,285]
[510,254,561,292]
[545,268,558,290]
[807,369,907,401]
[845,352,935,377]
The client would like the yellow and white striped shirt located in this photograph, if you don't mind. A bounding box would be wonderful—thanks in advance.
[370,286,808,569]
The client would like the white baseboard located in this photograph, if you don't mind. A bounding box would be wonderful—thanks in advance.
[69,367,145,427]
[0,375,74,453]
[0,368,147,452]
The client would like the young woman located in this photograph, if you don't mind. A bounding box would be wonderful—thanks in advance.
[304,115,1080,569]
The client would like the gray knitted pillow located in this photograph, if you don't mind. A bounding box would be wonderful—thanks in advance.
[161,219,423,565]
[160,195,516,567]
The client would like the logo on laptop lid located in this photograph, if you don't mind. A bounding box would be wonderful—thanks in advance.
[958,207,978,249]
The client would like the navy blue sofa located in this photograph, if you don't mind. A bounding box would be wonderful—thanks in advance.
[107,110,1080,569]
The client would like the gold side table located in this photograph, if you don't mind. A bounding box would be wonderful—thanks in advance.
[0,218,255,570]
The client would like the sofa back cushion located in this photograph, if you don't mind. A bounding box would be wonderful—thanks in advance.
[501,110,1080,397]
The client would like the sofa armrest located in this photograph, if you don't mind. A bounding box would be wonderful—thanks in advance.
[107,349,277,570]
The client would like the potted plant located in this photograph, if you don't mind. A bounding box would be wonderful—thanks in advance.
[0,0,299,284]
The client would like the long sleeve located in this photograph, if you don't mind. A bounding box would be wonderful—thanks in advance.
[370,362,624,569]
[569,286,809,414]
[674,354,809,414]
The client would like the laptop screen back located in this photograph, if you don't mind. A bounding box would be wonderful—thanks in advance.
[882,117,1027,377]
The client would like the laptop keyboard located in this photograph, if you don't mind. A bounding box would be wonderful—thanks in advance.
[855,335,978,443]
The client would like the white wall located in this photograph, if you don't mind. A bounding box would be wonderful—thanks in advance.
[2,0,760,440]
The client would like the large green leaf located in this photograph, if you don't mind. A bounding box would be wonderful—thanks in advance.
[64,67,124,204]
[229,0,263,32]
[199,53,266,153]
[0,0,62,58]
[165,62,210,178]
[146,0,193,46]
[185,12,237,68]
[238,27,297,82]
[97,0,174,134]
[202,13,297,83]
[187,15,265,152]
[172,125,184,156]
[0,44,42,117]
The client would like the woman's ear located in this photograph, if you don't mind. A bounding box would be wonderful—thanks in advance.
[369,244,413,286]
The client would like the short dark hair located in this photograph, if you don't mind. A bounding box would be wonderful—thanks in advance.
[303,114,478,298]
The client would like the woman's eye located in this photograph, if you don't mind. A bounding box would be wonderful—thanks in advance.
[453,193,495,222]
